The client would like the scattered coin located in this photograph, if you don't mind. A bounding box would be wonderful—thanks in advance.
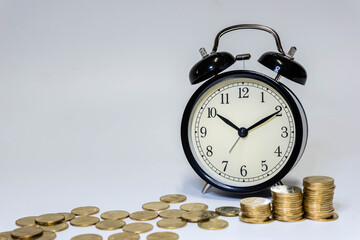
[180,203,208,212]
[58,212,76,221]
[71,234,102,240]
[11,226,43,239]
[108,232,140,240]
[198,218,229,230]
[215,206,240,217]
[159,209,185,219]
[35,213,65,226]
[160,194,187,203]
[95,220,126,230]
[15,216,37,227]
[147,232,179,240]
[101,210,129,220]
[71,206,100,216]
[129,211,158,221]
[157,218,187,229]
[181,210,211,223]
[39,222,69,232]
[70,216,100,227]
[0,232,12,240]
[142,202,170,211]
[36,231,56,240]
[123,222,153,234]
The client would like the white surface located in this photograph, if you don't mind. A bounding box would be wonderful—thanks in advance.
[0,1,359,239]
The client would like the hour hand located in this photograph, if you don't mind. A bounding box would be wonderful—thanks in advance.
[217,114,240,131]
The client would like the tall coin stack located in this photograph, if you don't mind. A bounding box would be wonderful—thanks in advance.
[303,176,338,221]
[239,197,274,224]
[271,185,305,222]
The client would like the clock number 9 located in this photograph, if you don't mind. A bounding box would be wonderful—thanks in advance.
[200,127,207,138]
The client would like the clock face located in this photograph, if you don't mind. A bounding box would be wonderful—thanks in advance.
[183,73,301,190]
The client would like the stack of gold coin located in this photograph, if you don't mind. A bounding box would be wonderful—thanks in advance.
[239,197,274,224]
[271,185,305,222]
[303,176,338,221]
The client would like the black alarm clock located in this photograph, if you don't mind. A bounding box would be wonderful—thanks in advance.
[181,24,308,194]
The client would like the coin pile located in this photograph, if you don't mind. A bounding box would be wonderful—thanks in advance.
[303,176,338,221]
[271,185,305,222]
[239,197,274,224]
[0,181,339,240]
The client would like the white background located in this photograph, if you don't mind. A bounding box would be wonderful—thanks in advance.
[1,1,359,239]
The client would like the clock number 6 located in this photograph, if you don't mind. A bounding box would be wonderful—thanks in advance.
[240,165,247,177]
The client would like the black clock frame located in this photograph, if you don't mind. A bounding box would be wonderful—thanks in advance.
[181,70,306,194]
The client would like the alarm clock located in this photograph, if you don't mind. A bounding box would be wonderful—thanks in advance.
[181,24,308,194]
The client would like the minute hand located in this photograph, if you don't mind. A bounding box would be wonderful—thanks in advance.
[247,110,281,132]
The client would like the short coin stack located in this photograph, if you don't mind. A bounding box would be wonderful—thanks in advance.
[271,185,305,222]
[239,197,274,224]
[303,176,338,221]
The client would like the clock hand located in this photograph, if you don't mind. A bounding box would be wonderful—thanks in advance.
[229,136,241,153]
[247,109,281,132]
[216,114,240,131]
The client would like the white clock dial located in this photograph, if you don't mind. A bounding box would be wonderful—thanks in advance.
[188,77,296,187]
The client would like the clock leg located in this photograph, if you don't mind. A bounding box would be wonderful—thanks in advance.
[201,182,212,194]
[274,180,284,186]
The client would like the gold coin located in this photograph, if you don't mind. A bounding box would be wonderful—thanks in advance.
[239,213,274,224]
[160,194,187,203]
[303,176,334,186]
[108,232,140,240]
[159,209,184,219]
[123,222,153,234]
[142,202,170,211]
[307,212,339,222]
[180,203,208,212]
[36,231,56,240]
[0,232,12,240]
[40,222,69,232]
[59,212,76,221]
[129,211,158,221]
[95,220,126,230]
[181,210,211,223]
[11,226,43,239]
[215,206,240,217]
[15,216,37,227]
[70,216,100,227]
[198,218,228,230]
[71,234,103,240]
[101,210,129,220]
[147,232,179,240]
[157,218,187,229]
[240,197,271,206]
[35,213,65,226]
[71,206,100,216]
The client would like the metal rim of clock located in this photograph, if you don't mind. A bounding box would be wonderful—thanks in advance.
[181,70,305,194]
[189,24,307,85]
